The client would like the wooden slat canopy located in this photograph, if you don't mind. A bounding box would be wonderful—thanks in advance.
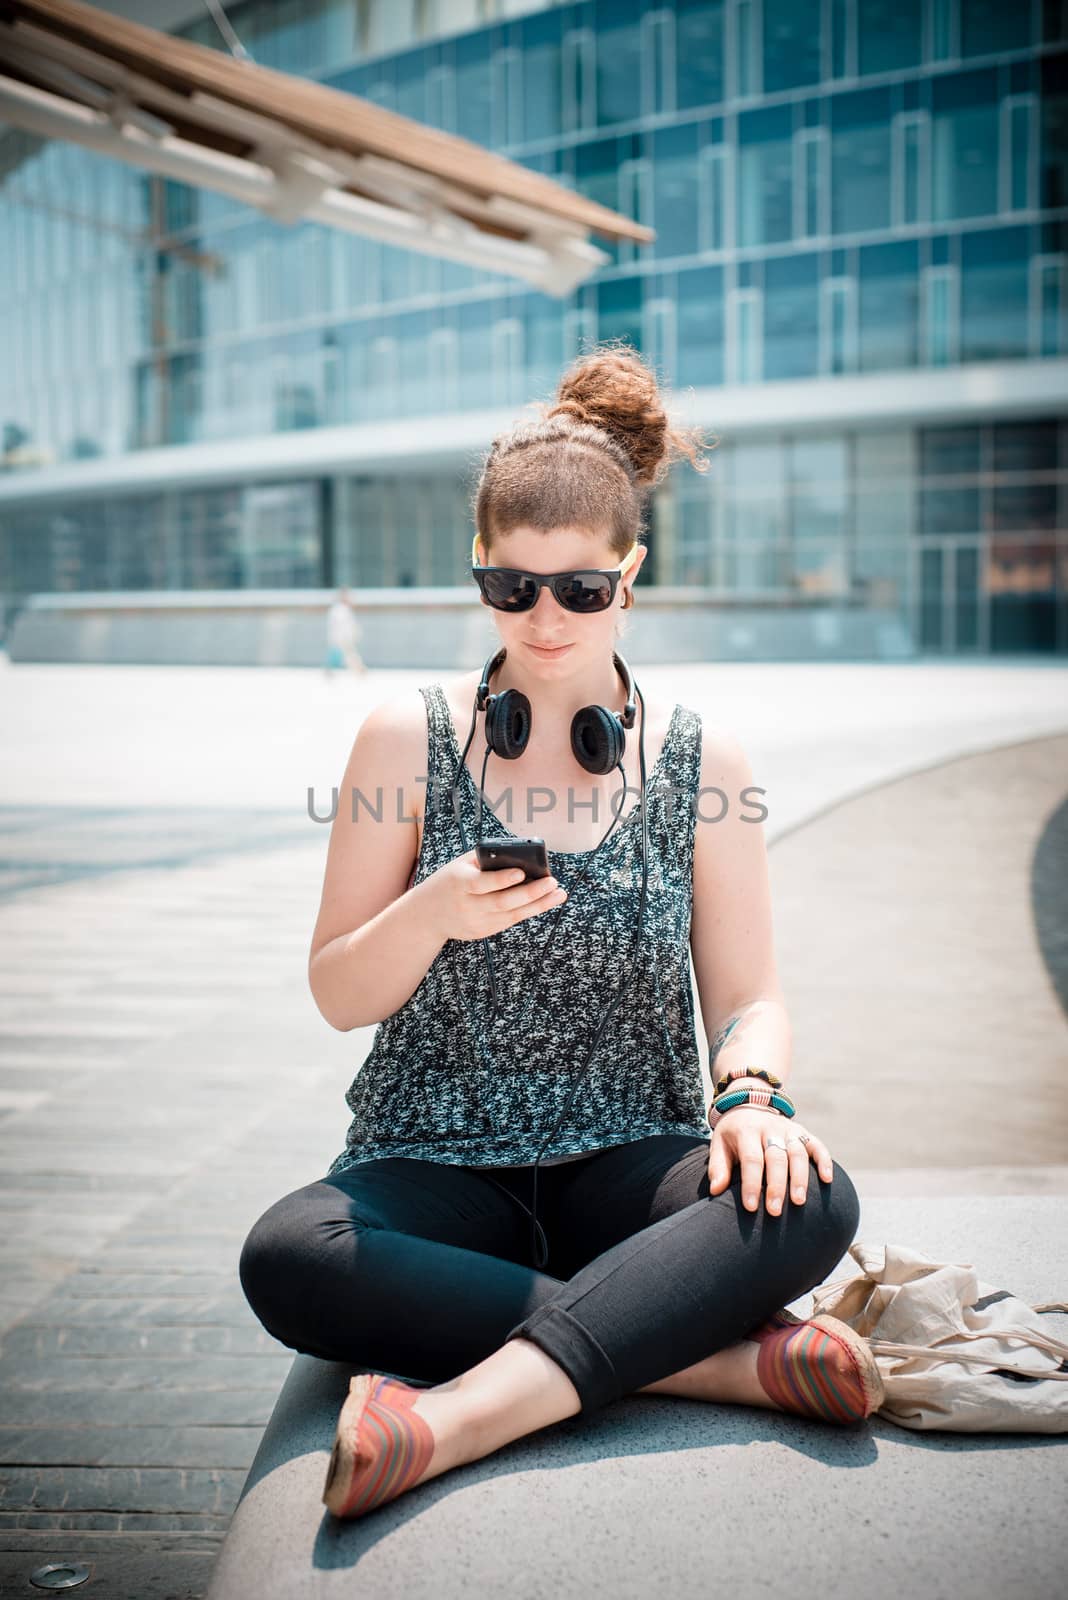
[0,0,654,295]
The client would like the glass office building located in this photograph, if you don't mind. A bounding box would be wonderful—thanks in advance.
[2,0,1067,655]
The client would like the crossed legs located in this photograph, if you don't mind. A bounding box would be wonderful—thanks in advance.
[239,1136,862,1509]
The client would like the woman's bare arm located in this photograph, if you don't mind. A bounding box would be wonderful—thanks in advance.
[307,694,445,1031]
[689,726,793,1091]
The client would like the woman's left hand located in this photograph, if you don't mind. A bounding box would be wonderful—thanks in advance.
[707,1107,834,1215]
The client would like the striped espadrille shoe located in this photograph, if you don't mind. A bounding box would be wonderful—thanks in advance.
[748,1308,885,1425]
[322,1373,437,1518]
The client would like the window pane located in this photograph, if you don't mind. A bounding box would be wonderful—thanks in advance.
[792,540,848,595]
[920,425,981,477]
[993,419,1060,471]
[764,253,819,379]
[396,309,432,417]
[802,135,821,237]
[789,435,848,492]
[597,275,644,351]
[458,299,495,408]
[700,146,728,250]
[827,281,849,372]
[855,429,911,478]
[831,0,848,78]
[736,293,761,381]
[992,483,1058,530]
[524,293,566,401]
[931,71,999,221]
[737,106,794,247]
[575,140,623,267]
[961,0,1033,55]
[395,50,427,126]
[919,546,944,648]
[1009,101,1032,210]
[522,11,562,143]
[1040,55,1068,208]
[925,270,954,365]
[763,0,821,93]
[858,0,922,74]
[454,34,493,147]
[725,442,785,547]
[676,265,724,387]
[1043,1,1068,44]
[929,0,953,60]
[1040,264,1065,355]
[858,240,920,371]
[676,0,726,111]
[653,123,700,257]
[597,0,643,127]
[736,0,754,95]
[919,486,980,533]
[674,489,717,585]
[790,438,849,597]
[831,88,892,233]
[960,227,1029,361]
[902,118,923,223]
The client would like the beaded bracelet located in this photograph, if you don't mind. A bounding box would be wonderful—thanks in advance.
[707,1086,797,1129]
[712,1065,785,1097]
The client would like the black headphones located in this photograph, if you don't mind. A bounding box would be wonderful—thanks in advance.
[450,645,650,1269]
[476,644,638,775]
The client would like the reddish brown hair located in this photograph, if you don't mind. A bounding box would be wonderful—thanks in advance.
[472,340,715,560]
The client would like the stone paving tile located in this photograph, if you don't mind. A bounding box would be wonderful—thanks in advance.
[0,1544,219,1600]
[0,1465,241,1516]
[0,1356,294,1392]
[0,1428,264,1470]
[45,1275,242,1299]
[26,1294,260,1329]
[0,1514,232,1535]
[2,1328,280,1360]
[0,1467,243,1515]
[1,1390,277,1429]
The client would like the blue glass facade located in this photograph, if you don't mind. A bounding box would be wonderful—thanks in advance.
[1,0,1067,654]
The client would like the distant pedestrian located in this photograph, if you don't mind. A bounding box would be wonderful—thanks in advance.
[324,588,367,678]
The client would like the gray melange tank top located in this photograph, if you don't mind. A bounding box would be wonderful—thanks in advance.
[324,682,711,1177]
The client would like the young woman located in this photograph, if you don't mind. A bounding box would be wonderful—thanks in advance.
[239,345,882,1521]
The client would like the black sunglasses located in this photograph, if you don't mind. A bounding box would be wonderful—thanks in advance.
[471,536,639,615]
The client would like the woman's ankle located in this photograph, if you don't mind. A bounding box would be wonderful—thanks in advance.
[421,1338,582,1461]
[639,1341,770,1407]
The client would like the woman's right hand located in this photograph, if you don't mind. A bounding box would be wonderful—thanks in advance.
[425,849,567,943]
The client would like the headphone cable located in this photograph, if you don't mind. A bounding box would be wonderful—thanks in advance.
[449,677,652,1270]
[522,683,650,1268]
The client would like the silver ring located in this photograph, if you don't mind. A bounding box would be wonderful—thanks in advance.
[764,1135,788,1152]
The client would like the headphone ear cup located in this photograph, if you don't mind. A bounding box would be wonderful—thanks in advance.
[571,706,625,776]
[485,689,532,760]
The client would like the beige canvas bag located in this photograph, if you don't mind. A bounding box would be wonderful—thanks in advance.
[809,1241,1068,1433]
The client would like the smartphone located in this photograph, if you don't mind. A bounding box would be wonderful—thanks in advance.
[475,836,550,881]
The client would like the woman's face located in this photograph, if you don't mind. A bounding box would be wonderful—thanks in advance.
[475,525,646,677]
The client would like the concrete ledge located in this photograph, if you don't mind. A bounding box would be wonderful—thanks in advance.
[205,1194,1068,1600]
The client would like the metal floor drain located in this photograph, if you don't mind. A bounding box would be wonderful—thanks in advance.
[29,1564,92,1591]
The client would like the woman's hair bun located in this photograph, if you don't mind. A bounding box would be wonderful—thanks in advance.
[544,340,712,488]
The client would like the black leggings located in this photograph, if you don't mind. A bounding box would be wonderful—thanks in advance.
[239,1134,861,1413]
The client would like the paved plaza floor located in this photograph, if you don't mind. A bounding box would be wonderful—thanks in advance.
[0,655,1065,1599]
